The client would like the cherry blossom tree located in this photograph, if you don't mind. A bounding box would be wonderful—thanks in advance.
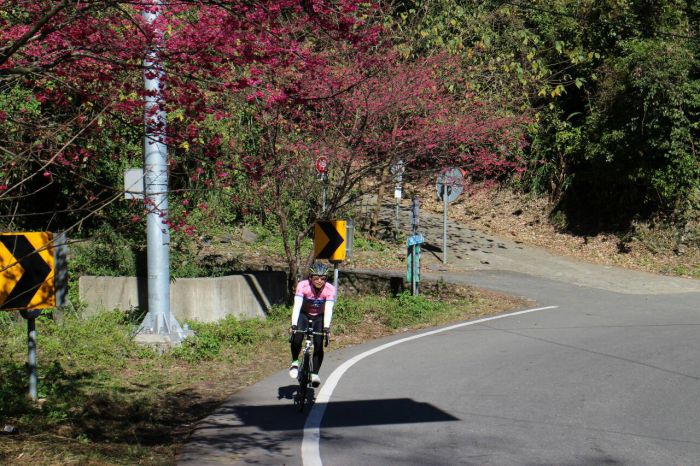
[0,0,371,233]
[228,40,527,284]
[1,1,526,289]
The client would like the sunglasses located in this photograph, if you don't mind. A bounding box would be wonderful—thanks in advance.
[310,275,327,280]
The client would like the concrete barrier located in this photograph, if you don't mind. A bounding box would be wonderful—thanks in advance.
[78,272,288,322]
[79,269,451,323]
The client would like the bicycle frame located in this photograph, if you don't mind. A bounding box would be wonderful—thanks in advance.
[293,320,328,412]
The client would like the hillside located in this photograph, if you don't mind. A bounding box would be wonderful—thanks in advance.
[202,186,699,282]
[444,187,700,280]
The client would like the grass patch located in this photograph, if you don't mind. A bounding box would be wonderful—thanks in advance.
[353,233,392,252]
[0,288,523,465]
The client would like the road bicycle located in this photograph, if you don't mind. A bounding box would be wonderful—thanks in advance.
[291,320,328,412]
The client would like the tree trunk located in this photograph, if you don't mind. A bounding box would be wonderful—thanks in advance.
[368,118,399,238]
[369,165,389,237]
[273,181,297,297]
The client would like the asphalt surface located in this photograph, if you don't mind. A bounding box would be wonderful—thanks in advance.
[179,202,700,465]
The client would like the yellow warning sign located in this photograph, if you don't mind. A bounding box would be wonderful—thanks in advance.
[0,232,55,310]
[314,221,346,262]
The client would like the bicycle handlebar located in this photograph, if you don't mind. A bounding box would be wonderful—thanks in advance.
[292,329,326,336]
[290,327,330,346]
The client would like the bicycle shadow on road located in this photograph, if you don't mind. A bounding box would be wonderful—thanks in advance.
[178,394,459,464]
[278,384,316,410]
[278,384,306,400]
[231,396,459,431]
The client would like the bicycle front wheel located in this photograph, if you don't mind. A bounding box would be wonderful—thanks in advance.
[298,352,311,411]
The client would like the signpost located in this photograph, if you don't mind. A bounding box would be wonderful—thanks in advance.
[316,156,329,212]
[391,160,405,234]
[436,168,464,264]
[411,196,420,234]
[407,233,424,296]
[405,196,422,295]
[0,232,55,401]
[54,232,69,309]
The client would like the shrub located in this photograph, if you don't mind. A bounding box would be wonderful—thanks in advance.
[383,292,447,328]
[171,327,222,362]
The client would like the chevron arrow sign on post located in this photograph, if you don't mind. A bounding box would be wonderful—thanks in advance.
[0,232,55,310]
[314,221,346,261]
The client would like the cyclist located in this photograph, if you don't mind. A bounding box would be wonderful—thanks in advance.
[289,261,336,387]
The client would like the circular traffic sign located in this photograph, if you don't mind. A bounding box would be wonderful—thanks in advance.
[390,160,405,180]
[315,156,329,174]
[436,167,464,203]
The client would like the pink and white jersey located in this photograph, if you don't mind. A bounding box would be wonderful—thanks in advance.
[295,279,336,317]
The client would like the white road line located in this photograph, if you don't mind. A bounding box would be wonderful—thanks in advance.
[301,305,558,466]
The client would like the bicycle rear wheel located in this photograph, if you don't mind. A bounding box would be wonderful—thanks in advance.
[298,352,311,412]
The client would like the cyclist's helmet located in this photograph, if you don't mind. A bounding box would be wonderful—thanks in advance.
[308,262,330,277]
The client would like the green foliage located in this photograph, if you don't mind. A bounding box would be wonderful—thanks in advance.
[70,225,143,277]
[332,295,368,332]
[266,303,291,322]
[246,222,288,256]
[384,291,448,328]
[578,38,700,221]
[171,326,222,362]
[390,1,594,105]
[0,362,34,418]
[171,316,272,362]
[526,109,583,201]
[0,310,14,329]
[0,310,139,422]
[0,85,41,118]
[211,315,267,345]
[333,291,454,331]
[353,233,391,252]
[37,311,138,369]
[389,1,700,231]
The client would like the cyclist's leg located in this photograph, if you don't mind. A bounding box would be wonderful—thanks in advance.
[311,316,324,373]
[291,312,309,361]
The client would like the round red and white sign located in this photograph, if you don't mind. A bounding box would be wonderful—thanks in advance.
[315,156,329,174]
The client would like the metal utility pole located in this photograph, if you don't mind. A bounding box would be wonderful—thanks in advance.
[136,0,187,343]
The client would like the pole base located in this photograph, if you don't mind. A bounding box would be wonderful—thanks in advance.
[134,332,190,353]
[135,311,193,350]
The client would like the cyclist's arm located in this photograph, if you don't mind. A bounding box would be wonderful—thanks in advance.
[291,295,303,327]
[323,300,334,328]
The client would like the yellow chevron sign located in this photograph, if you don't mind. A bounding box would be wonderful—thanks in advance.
[314,221,346,262]
[0,232,55,310]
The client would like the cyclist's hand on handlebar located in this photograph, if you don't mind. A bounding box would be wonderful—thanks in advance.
[323,327,330,335]
[289,325,297,334]
[323,327,330,347]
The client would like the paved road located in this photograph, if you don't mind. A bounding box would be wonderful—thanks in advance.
[179,202,700,465]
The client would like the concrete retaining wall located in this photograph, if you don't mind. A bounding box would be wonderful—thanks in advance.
[79,269,444,322]
[79,272,288,322]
